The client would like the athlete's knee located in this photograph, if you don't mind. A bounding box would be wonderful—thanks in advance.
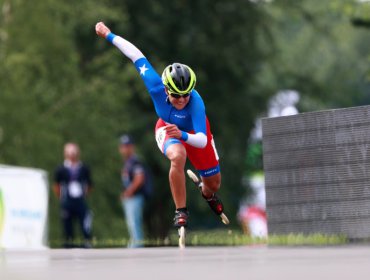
[170,152,186,168]
[203,173,221,193]
[167,145,186,167]
[208,180,221,192]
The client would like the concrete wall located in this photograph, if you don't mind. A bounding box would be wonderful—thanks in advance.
[262,105,370,238]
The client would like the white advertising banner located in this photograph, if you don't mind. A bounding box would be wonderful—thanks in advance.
[0,165,48,249]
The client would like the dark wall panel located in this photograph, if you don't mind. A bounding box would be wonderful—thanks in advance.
[262,105,370,238]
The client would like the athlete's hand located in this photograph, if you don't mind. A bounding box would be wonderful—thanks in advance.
[95,22,111,38]
[165,124,182,139]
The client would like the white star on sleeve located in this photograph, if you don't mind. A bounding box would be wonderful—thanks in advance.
[139,64,149,76]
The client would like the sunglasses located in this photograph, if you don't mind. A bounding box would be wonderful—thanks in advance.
[168,92,190,99]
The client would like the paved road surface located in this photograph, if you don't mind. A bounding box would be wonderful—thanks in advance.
[1,246,370,280]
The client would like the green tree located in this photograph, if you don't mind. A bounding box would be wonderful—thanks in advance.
[257,0,370,111]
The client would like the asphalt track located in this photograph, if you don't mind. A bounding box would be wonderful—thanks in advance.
[1,246,370,280]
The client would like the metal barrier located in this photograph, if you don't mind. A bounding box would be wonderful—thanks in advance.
[262,105,370,238]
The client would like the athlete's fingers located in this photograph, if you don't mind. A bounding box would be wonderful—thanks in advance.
[164,124,182,138]
[168,133,179,139]
[167,128,179,136]
[164,124,179,131]
[164,125,175,133]
[95,22,104,31]
[166,127,176,133]
[166,129,182,139]
[166,128,175,135]
[96,22,106,28]
[95,22,110,37]
[164,124,177,129]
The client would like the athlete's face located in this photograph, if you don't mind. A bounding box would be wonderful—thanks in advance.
[166,89,191,110]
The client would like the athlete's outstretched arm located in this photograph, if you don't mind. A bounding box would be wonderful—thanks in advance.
[95,22,162,91]
[96,22,144,62]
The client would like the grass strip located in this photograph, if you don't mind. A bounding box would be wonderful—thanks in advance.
[49,230,348,248]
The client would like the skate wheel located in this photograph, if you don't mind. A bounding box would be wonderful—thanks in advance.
[178,226,186,249]
[187,169,199,183]
[220,213,230,225]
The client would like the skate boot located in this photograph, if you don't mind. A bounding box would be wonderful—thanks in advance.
[202,193,224,216]
[186,169,230,225]
[174,209,188,249]
[173,209,189,228]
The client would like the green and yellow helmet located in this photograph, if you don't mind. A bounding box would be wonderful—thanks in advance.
[162,63,196,95]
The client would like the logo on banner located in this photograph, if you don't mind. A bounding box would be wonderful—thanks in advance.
[0,188,4,238]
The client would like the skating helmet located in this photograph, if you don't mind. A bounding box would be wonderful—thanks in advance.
[162,63,196,95]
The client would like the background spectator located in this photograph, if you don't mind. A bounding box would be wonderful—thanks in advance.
[54,143,93,248]
[119,134,148,248]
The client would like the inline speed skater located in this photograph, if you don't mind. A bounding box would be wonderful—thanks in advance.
[95,22,229,247]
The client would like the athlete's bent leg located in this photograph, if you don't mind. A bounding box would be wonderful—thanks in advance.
[201,172,221,198]
[165,143,187,209]
[199,172,225,217]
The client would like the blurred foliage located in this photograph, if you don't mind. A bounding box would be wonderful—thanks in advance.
[245,142,263,175]
[0,0,369,244]
[257,0,370,111]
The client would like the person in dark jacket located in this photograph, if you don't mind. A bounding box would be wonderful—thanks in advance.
[54,143,92,248]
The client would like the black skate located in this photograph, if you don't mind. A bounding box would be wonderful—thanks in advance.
[173,209,188,249]
[173,209,189,228]
[202,192,224,216]
[186,169,230,225]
